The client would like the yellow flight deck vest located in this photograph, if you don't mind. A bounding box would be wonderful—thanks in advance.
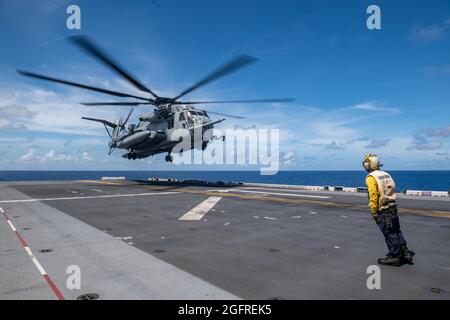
[367,170,397,211]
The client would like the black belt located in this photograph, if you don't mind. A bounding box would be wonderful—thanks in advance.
[379,204,397,229]
[379,202,397,212]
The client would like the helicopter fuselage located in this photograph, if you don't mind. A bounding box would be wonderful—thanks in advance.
[116,105,218,161]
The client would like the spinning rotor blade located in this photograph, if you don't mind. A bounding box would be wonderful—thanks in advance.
[122,107,134,128]
[204,111,245,119]
[70,36,159,99]
[81,116,117,128]
[81,102,153,106]
[104,125,113,139]
[17,70,149,101]
[175,98,296,105]
[173,54,258,101]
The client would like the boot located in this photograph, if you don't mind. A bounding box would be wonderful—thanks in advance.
[401,245,415,263]
[378,255,402,267]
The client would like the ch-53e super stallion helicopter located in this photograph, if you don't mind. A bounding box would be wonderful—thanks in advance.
[18,36,294,162]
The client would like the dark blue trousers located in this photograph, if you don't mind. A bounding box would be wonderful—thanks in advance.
[376,207,407,258]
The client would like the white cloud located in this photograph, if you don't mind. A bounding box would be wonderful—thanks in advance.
[282,151,297,165]
[407,132,442,151]
[19,149,81,163]
[82,151,93,161]
[423,64,450,77]
[425,125,450,138]
[409,19,450,44]
[19,149,36,162]
[347,102,401,114]
[365,139,390,149]
[406,125,450,151]
[0,105,35,130]
[0,80,130,136]
[42,150,75,162]
[325,141,346,150]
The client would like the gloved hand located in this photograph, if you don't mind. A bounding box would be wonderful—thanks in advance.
[373,216,382,224]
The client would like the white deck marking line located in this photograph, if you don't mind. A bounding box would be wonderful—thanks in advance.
[179,196,222,221]
[24,247,47,275]
[0,191,180,204]
[7,220,17,231]
[0,207,64,300]
[220,189,331,199]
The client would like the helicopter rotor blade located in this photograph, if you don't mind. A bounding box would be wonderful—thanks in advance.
[203,111,246,119]
[17,70,150,101]
[175,98,296,105]
[81,116,117,128]
[122,107,134,129]
[173,54,258,101]
[103,124,113,139]
[70,35,159,99]
[81,102,154,106]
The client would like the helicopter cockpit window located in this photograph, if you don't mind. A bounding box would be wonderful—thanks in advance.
[179,112,185,121]
[187,112,195,125]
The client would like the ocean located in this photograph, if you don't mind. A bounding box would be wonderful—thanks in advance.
[0,170,449,192]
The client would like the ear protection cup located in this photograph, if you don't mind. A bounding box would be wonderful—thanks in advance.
[363,154,380,172]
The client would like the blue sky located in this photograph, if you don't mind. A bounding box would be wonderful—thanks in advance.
[0,0,449,170]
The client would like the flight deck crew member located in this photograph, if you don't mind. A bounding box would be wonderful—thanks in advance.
[363,154,415,266]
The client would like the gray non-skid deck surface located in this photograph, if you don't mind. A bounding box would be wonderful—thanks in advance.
[0,183,238,300]
[1,180,450,299]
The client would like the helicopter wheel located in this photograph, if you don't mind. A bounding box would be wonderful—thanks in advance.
[132,154,137,160]
[165,154,173,162]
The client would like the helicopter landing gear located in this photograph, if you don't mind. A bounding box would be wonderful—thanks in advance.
[127,152,137,160]
[165,154,173,162]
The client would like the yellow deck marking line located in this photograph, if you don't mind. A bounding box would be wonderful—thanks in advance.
[222,189,331,199]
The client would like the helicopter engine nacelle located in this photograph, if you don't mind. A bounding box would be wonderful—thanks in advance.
[139,114,155,122]
[117,130,153,149]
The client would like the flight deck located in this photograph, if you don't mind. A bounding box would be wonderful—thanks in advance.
[1,179,449,300]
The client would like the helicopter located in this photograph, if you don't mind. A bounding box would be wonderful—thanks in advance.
[17,36,294,162]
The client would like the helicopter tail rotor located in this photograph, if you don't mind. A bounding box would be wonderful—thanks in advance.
[82,107,134,155]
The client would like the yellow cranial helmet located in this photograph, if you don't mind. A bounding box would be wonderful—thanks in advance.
[362,154,381,172]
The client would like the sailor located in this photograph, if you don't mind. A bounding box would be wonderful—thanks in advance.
[363,154,415,266]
